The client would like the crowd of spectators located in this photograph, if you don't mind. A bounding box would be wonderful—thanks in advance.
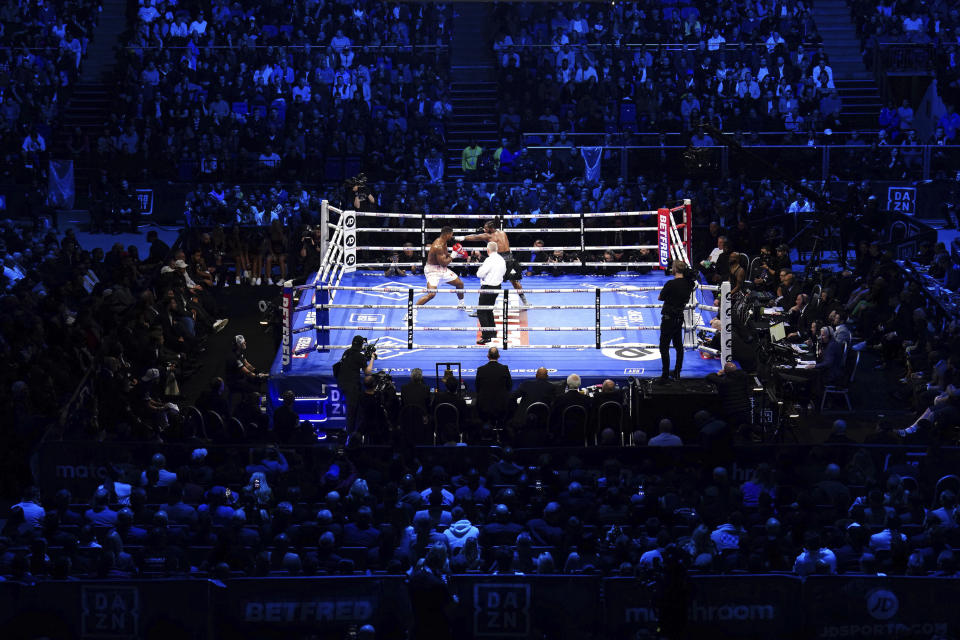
[94,0,452,183]
[0,0,101,185]
[491,1,837,147]
[0,217,241,476]
[851,0,960,137]
[6,438,960,581]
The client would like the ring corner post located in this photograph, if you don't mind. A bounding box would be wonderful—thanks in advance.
[683,199,693,265]
[407,289,414,350]
[719,281,733,364]
[657,207,670,270]
[282,282,295,371]
[502,289,509,350]
[595,288,601,349]
[316,284,330,354]
[320,199,329,259]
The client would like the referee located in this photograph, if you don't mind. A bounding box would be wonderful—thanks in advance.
[476,241,506,345]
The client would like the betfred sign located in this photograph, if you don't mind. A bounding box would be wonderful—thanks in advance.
[657,208,670,268]
[281,285,292,368]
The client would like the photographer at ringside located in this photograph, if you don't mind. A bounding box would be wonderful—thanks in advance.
[334,335,376,431]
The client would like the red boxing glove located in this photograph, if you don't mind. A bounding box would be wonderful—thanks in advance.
[451,243,467,259]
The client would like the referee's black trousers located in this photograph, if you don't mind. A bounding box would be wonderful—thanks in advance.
[478,285,501,341]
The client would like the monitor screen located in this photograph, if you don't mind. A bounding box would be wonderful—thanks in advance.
[769,322,786,343]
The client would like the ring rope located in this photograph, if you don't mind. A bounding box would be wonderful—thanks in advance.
[344,210,668,220]
[355,244,658,252]
[354,261,663,268]
[356,226,661,233]
[314,325,664,332]
[323,285,667,294]
[300,303,699,311]
[303,343,662,351]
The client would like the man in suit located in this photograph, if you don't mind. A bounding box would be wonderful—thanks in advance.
[476,347,512,424]
[550,373,592,440]
[510,367,559,426]
[401,367,432,413]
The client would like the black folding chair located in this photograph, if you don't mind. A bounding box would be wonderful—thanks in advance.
[433,403,461,443]
[561,405,589,446]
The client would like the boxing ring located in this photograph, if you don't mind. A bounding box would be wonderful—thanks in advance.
[269,200,732,425]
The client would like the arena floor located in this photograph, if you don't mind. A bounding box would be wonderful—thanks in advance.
[269,272,719,424]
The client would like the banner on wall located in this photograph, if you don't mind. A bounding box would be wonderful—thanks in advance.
[47,160,74,209]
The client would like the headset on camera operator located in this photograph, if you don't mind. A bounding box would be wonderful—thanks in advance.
[333,335,376,431]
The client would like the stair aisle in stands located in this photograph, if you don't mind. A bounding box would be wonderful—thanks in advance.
[447,2,498,179]
[811,0,883,130]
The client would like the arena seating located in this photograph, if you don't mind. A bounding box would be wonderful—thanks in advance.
[110,0,452,183]
[0,0,100,184]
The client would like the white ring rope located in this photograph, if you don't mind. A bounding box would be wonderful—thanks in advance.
[355,261,663,268]
[342,210,673,220]
[323,285,666,294]
[355,245,657,252]
[301,303,702,311]
[314,325,664,332]
[355,226,660,233]
[302,343,662,351]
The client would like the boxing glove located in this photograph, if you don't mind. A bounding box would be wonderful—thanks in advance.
[451,243,467,259]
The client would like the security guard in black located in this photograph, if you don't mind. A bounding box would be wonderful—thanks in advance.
[658,264,696,382]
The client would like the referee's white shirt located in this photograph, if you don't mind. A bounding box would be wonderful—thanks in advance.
[477,252,506,287]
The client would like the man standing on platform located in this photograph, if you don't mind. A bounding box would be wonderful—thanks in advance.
[475,242,506,345]
[658,263,696,383]
[462,220,530,309]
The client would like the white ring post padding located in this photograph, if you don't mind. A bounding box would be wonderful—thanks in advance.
[350,210,660,219]
[313,343,661,350]
[719,281,732,364]
[313,325,663,332]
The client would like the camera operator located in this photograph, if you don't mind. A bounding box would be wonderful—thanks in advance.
[348,174,376,211]
[334,335,376,432]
